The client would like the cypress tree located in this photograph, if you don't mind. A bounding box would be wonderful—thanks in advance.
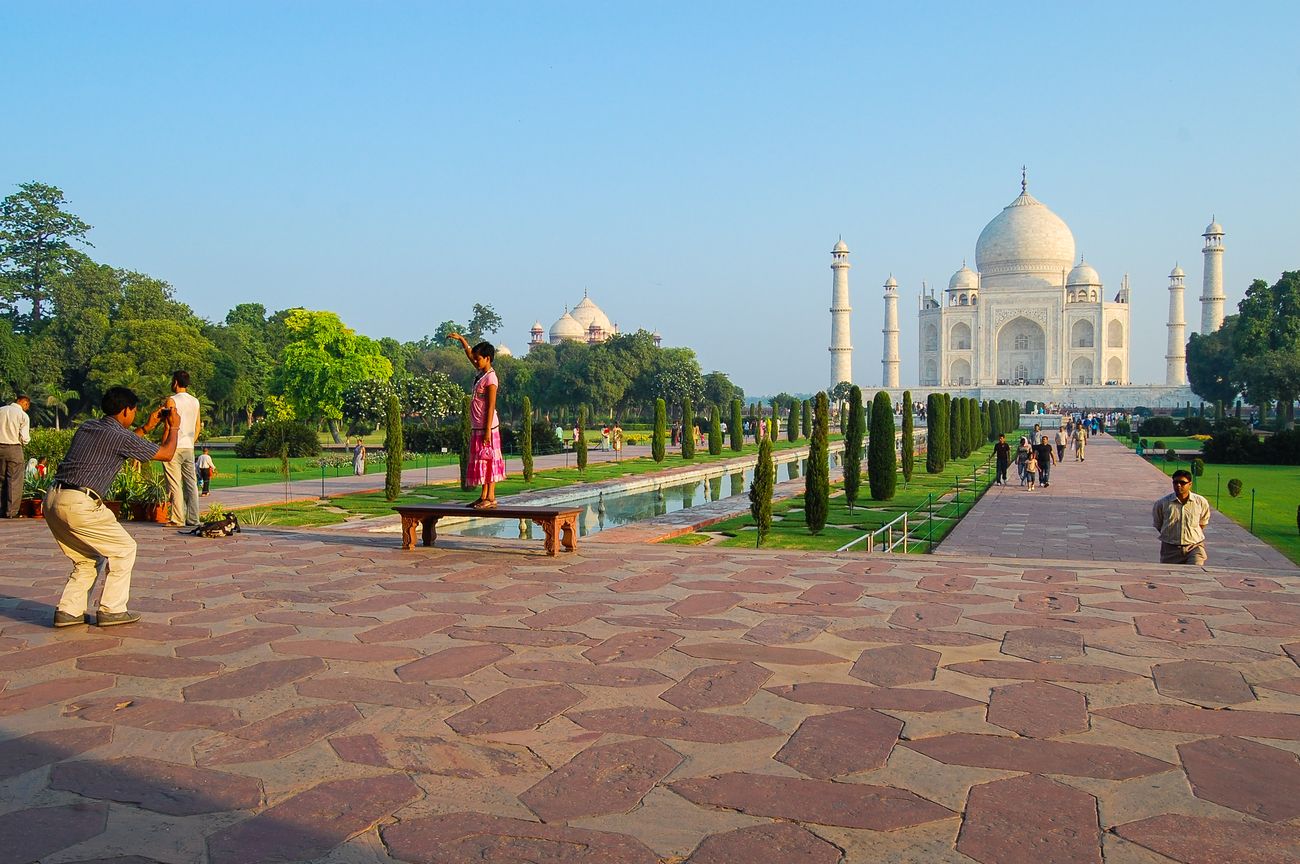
[521,396,534,482]
[788,399,799,442]
[962,398,975,456]
[988,397,1002,442]
[709,404,723,455]
[576,407,588,471]
[926,392,944,473]
[949,396,963,459]
[802,399,811,438]
[843,385,864,511]
[681,397,695,459]
[652,398,666,462]
[981,401,991,442]
[1215,399,1224,421]
[730,398,743,451]
[941,393,952,465]
[805,392,830,534]
[749,435,774,547]
[384,392,403,501]
[901,389,914,482]
[868,390,897,500]
[459,394,472,490]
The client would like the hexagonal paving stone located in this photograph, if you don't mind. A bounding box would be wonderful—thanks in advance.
[986,681,1089,738]
[64,694,242,732]
[0,726,113,781]
[296,676,471,709]
[194,703,361,766]
[775,708,902,779]
[946,659,1140,684]
[833,626,992,647]
[743,617,828,645]
[49,756,262,815]
[382,812,659,863]
[582,630,682,663]
[520,738,683,821]
[685,822,842,863]
[1152,661,1254,707]
[354,613,460,643]
[1114,814,1300,864]
[1122,582,1188,603]
[850,645,940,686]
[767,682,980,713]
[447,684,585,735]
[887,603,962,629]
[0,635,121,670]
[75,652,223,679]
[498,660,671,688]
[331,732,546,778]
[1097,704,1300,739]
[394,644,513,681]
[0,802,108,864]
[1000,627,1085,661]
[957,774,1100,864]
[1134,614,1213,643]
[182,657,326,702]
[173,625,297,657]
[1178,736,1300,822]
[904,733,1173,779]
[566,706,781,742]
[0,675,116,717]
[675,643,845,665]
[669,772,953,830]
[660,662,772,710]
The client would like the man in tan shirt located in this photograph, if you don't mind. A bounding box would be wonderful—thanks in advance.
[1152,469,1211,565]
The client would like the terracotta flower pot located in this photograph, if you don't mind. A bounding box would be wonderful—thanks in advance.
[105,501,124,520]
[150,503,169,523]
[20,498,44,518]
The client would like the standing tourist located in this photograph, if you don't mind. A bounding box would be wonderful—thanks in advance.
[1054,425,1068,462]
[352,437,366,475]
[1073,423,1087,461]
[46,387,180,627]
[450,333,505,509]
[1024,447,1039,491]
[0,394,31,518]
[196,447,216,495]
[612,422,623,453]
[1033,435,1056,488]
[993,433,1011,485]
[1152,469,1211,564]
[148,371,200,528]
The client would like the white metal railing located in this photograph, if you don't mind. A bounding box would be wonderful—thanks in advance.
[837,509,910,553]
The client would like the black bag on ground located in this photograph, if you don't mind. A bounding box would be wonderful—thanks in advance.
[189,513,241,537]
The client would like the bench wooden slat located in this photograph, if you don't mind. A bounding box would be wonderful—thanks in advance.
[394,504,581,556]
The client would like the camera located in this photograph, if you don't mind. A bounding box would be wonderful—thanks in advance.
[158,408,172,421]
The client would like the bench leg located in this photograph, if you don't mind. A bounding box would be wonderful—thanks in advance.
[422,517,438,548]
[560,516,577,553]
[401,516,418,551]
[540,519,559,556]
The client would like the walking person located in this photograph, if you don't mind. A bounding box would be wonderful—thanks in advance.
[45,387,180,627]
[352,437,366,475]
[450,333,505,509]
[1033,435,1057,488]
[993,433,1011,485]
[1024,448,1039,491]
[0,394,31,518]
[1073,423,1087,461]
[1055,426,1068,462]
[196,447,216,496]
[1015,436,1031,486]
[148,371,200,527]
[1153,469,1211,564]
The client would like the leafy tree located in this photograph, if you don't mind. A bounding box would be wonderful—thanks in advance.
[901,389,915,482]
[681,397,695,459]
[868,390,897,500]
[788,399,799,442]
[0,320,31,395]
[86,318,216,409]
[749,435,774,547]
[0,181,93,328]
[842,385,864,511]
[702,371,737,409]
[466,303,503,342]
[805,392,830,534]
[926,393,945,473]
[1232,272,1300,427]
[576,406,588,471]
[708,404,723,455]
[459,394,472,489]
[652,398,666,462]
[275,309,393,442]
[829,380,853,407]
[521,395,534,482]
[730,398,743,451]
[384,392,403,501]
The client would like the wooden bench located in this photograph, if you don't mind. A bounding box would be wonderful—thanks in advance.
[394,504,582,556]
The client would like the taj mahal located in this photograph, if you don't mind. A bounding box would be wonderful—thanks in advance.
[829,173,1213,408]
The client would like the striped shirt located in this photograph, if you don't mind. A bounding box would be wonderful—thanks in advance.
[53,417,160,498]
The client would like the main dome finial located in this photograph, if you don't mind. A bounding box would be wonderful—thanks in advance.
[1021,165,1027,193]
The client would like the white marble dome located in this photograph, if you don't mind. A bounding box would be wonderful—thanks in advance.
[1170,264,1185,278]
[496,344,512,358]
[549,311,585,343]
[948,264,977,290]
[571,295,612,335]
[975,188,1076,279]
[1204,220,1223,236]
[833,239,850,253]
[1067,260,1101,286]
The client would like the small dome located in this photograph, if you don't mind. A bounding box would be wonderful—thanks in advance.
[530,321,544,332]
[1067,260,1101,287]
[549,312,585,342]
[1204,220,1223,236]
[884,274,898,288]
[571,295,613,336]
[496,344,512,358]
[947,265,977,291]
[1170,264,1185,278]
[833,239,850,253]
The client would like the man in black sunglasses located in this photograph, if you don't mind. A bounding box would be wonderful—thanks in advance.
[1152,469,1210,565]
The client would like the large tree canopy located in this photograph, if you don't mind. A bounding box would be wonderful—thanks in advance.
[0,181,93,329]
[275,309,393,439]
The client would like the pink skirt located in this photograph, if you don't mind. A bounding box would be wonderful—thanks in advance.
[468,428,506,486]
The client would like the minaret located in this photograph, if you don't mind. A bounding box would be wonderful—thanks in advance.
[882,275,900,387]
[829,238,852,386]
[1200,217,1226,333]
[1166,265,1188,385]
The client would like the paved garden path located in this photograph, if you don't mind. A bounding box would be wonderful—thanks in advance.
[936,434,1298,572]
[3,517,1300,862]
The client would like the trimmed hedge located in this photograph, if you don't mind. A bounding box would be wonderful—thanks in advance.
[521,396,534,482]
[867,390,897,500]
[653,398,667,462]
[804,392,830,534]
[843,385,864,510]
[926,392,945,473]
[901,389,914,482]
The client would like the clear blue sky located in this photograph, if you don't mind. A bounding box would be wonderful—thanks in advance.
[6,1,1298,394]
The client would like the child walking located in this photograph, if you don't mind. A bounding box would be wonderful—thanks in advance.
[451,333,505,508]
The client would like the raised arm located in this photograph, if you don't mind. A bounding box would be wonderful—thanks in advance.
[448,332,474,362]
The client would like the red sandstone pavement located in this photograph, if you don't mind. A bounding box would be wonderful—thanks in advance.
[936,434,1298,572]
[3,516,1300,862]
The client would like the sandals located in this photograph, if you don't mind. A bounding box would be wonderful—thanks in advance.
[469,499,498,510]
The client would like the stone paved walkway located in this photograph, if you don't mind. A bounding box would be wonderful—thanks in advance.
[936,435,1297,572]
[3,518,1300,862]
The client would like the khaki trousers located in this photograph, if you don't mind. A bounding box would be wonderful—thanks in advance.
[164,448,200,525]
[1160,541,1208,566]
[44,486,136,615]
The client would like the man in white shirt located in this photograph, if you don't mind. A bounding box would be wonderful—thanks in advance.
[144,371,201,527]
[0,394,31,518]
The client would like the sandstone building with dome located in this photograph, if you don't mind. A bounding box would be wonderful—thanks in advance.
[529,292,661,349]
[829,173,1215,408]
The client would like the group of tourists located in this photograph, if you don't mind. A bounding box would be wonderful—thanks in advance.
[992,417,1092,491]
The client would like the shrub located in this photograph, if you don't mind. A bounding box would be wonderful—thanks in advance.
[709,405,723,455]
[1139,415,1179,437]
[1202,426,1262,464]
[901,389,914,482]
[730,399,743,451]
[681,398,695,459]
[26,428,76,468]
[1153,440,1166,451]
[1165,449,1177,462]
[1115,418,1131,437]
[749,435,774,547]
[1180,414,1214,436]
[236,421,320,458]
[804,392,830,534]
[1228,478,1243,497]
[653,399,666,462]
[926,393,945,473]
[868,390,897,501]
[384,393,403,501]
[459,395,472,489]
[403,424,460,454]
[576,407,587,471]
[1139,438,1149,449]
[951,398,967,459]
[1190,457,1205,477]
[521,396,534,482]
[842,386,864,511]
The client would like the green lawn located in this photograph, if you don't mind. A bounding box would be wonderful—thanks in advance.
[205,453,458,490]
[1119,436,1206,452]
[1148,458,1300,565]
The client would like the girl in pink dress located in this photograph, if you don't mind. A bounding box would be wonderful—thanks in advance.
[450,333,506,508]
